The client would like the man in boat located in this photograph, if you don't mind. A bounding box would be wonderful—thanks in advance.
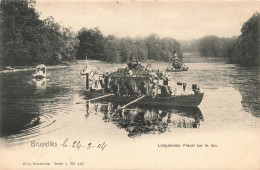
[139,82,147,96]
[158,84,172,97]
[110,80,118,94]
[103,73,110,93]
[124,81,135,97]
[119,81,128,96]
[192,84,200,95]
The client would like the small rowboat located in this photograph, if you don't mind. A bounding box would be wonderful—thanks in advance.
[33,64,46,79]
[86,91,204,107]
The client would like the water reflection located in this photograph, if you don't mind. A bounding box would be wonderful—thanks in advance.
[0,71,73,139]
[32,77,47,90]
[0,72,41,137]
[86,101,203,137]
[229,67,260,117]
[1,61,259,145]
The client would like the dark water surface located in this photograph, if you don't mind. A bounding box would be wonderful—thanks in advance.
[0,59,259,146]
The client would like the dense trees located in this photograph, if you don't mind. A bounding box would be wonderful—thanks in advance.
[181,35,238,58]
[76,30,182,63]
[181,12,260,67]
[180,39,200,53]
[76,27,105,61]
[0,0,78,67]
[228,12,260,66]
[198,36,238,58]
[199,36,222,58]
[0,0,182,66]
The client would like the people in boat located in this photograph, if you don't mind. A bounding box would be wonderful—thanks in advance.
[159,85,172,97]
[163,77,169,86]
[173,50,178,60]
[103,74,110,93]
[192,84,200,95]
[150,83,159,97]
[145,61,152,71]
[34,64,46,77]
[119,81,128,96]
[127,58,143,70]
[139,82,147,96]
[110,81,118,94]
[124,82,135,97]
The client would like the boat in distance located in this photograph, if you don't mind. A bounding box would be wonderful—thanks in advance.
[85,91,204,107]
[33,64,47,78]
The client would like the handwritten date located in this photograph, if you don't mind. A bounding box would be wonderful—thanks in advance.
[61,138,107,151]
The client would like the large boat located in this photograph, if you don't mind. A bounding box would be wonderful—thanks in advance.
[86,91,203,107]
[83,60,203,107]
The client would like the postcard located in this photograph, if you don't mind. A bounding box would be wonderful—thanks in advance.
[0,0,259,169]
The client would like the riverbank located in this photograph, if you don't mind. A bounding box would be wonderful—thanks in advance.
[0,62,78,73]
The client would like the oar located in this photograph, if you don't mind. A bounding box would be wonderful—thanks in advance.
[86,93,114,102]
[117,95,146,110]
[76,93,114,104]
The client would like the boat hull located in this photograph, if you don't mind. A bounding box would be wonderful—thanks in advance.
[86,91,204,107]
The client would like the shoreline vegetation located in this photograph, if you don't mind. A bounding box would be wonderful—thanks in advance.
[0,53,229,73]
[0,62,75,73]
[0,0,259,68]
[180,13,260,67]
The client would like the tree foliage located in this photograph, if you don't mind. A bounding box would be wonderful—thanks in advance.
[182,12,260,67]
[199,35,223,58]
[76,27,104,60]
[76,31,182,63]
[229,12,260,66]
[103,35,120,63]
[198,36,238,58]
[0,0,78,66]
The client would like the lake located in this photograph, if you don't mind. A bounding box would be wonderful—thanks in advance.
[0,55,259,169]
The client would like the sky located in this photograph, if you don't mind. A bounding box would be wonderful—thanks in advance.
[35,0,260,40]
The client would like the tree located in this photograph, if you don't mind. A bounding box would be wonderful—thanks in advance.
[199,35,222,58]
[0,0,79,66]
[103,35,120,63]
[76,27,105,60]
[145,34,161,60]
[1,0,43,66]
[60,27,79,62]
[118,38,136,63]
[134,39,148,61]
[229,12,260,66]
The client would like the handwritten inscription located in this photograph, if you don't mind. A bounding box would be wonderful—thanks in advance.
[61,138,107,151]
[30,138,107,151]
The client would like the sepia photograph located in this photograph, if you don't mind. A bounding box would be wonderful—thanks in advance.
[0,0,260,169]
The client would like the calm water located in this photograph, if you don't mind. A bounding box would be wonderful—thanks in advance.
[0,58,259,146]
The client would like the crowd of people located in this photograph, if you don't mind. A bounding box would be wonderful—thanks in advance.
[85,57,198,97]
